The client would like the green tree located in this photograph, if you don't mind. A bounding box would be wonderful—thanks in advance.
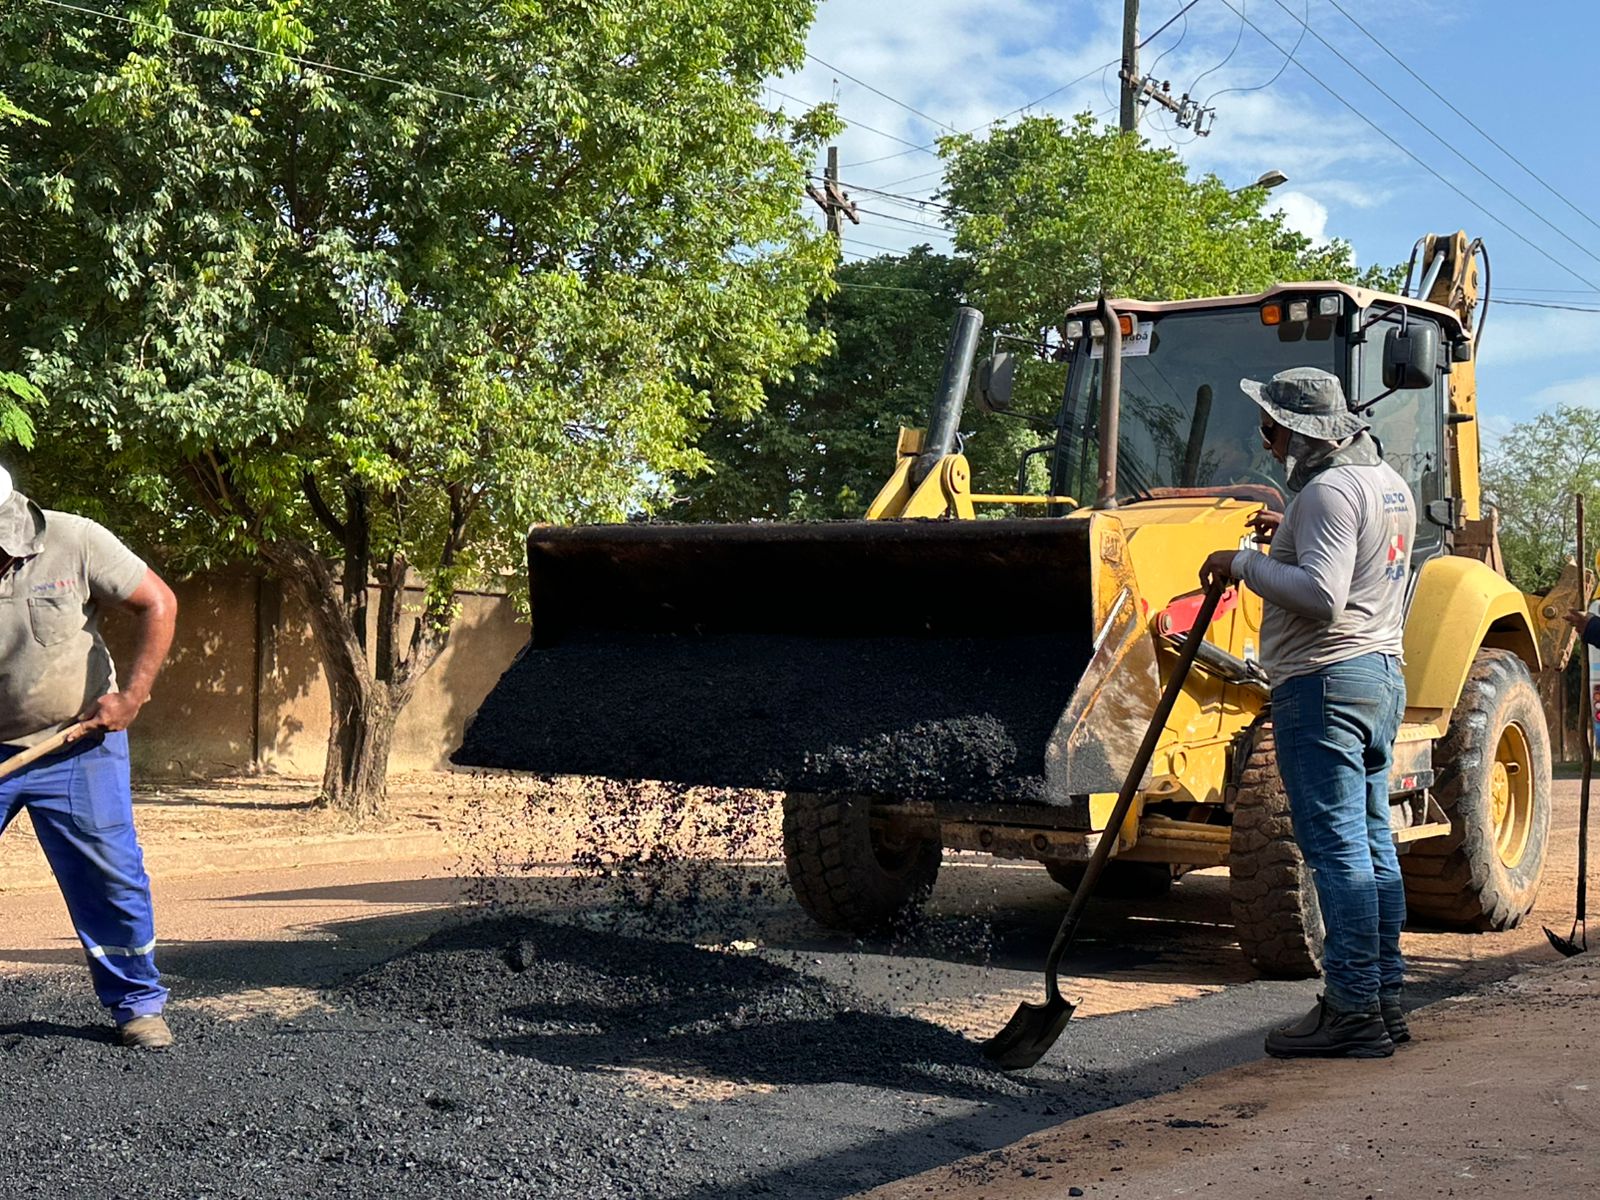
[683,247,968,520]
[940,115,1400,337]
[1,0,834,816]
[1482,404,1600,591]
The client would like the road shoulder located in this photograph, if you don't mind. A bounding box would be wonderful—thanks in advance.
[860,954,1599,1199]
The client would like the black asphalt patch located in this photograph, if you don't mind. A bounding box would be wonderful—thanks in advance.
[453,632,1091,805]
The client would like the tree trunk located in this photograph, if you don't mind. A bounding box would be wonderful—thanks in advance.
[263,538,455,821]
[318,638,396,821]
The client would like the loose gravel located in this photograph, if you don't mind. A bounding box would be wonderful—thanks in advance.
[0,916,1041,1200]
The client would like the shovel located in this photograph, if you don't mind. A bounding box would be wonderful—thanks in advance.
[0,723,92,784]
[984,577,1228,1070]
[1547,494,1591,958]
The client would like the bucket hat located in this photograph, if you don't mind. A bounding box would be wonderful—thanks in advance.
[1240,367,1367,441]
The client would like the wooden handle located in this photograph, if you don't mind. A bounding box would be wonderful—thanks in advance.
[0,723,92,783]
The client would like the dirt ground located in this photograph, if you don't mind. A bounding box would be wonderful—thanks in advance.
[0,770,1589,1198]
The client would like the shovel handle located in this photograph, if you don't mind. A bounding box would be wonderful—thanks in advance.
[1039,578,1228,1000]
[0,723,92,783]
[1578,494,1590,926]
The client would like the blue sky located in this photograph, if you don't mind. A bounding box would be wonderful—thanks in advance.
[773,0,1600,443]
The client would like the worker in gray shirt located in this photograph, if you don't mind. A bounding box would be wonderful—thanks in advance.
[1201,367,1416,1060]
[0,465,178,1049]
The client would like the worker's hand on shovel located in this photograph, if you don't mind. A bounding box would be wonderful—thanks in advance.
[1564,609,1593,634]
[1199,549,1241,592]
[76,689,148,734]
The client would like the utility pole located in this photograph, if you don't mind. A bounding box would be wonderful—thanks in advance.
[1117,0,1217,138]
[805,146,860,245]
[1119,0,1140,133]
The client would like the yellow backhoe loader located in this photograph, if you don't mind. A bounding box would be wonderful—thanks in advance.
[457,232,1579,977]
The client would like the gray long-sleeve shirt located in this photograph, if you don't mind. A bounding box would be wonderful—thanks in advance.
[1230,461,1415,684]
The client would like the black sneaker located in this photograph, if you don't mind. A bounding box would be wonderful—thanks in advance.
[1380,994,1410,1044]
[1264,996,1394,1059]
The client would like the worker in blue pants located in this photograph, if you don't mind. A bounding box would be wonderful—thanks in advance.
[0,732,166,1021]
[0,466,177,1048]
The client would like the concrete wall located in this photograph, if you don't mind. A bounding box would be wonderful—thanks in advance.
[103,573,529,779]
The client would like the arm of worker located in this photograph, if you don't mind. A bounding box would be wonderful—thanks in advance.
[1229,485,1360,623]
[75,521,179,733]
[1564,609,1600,649]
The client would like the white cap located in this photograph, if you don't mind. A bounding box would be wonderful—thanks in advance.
[0,466,10,506]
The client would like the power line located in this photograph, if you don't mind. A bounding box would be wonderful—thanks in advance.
[854,205,954,237]
[31,0,485,104]
[1493,298,1600,313]
[1214,0,1600,294]
[846,237,948,256]
[806,52,959,135]
[1321,0,1600,241]
[835,280,935,295]
[823,178,962,214]
[1187,0,1247,96]
[1264,0,1600,270]
[766,86,937,159]
[1204,0,1306,105]
[839,56,1121,169]
[1143,3,1193,80]
[1140,1,1206,48]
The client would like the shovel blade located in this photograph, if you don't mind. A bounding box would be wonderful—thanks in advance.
[981,995,1078,1071]
[1544,925,1587,958]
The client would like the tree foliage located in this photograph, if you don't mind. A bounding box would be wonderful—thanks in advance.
[691,115,1405,515]
[683,247,967,520]
[1,0,834,813]
[940,114,1401,336]
[1482,405,1600,591]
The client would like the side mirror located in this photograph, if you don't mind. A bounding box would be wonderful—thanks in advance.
[975,352,1016,414]
[1383,323,1438,389]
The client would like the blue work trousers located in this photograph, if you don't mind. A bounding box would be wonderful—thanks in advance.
[0,731,167,1023]
[1271,653,1407,1011]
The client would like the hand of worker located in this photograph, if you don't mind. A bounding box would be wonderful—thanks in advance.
[77,689,149,733]
[1565,609,1592,633]
[1199,549,1241,591]
[1248,509,1282,545]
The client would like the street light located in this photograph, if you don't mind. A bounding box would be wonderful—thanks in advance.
[1232,169,1289,195]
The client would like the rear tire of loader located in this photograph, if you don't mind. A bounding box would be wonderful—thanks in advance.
[1401,649,1551,930]
[781,793,942,935]
[1230,724,1325,979]
[1045,860,1174,899]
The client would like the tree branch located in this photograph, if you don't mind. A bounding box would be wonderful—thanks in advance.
[302,473,347,542]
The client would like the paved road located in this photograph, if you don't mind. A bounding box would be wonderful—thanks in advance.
[0,781,1584,1198]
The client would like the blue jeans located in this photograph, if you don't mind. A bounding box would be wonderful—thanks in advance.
[1271,653,1407,1011]
[0,732,167,1022]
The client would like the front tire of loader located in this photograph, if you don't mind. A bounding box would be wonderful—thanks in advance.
[781,793,941,935]
[1230,723,1325,979]
[1401,649,1551,930]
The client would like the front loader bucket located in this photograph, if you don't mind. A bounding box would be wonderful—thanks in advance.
[453,520,1099,806]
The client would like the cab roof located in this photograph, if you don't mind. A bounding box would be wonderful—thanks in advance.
[1062,281,1469,339]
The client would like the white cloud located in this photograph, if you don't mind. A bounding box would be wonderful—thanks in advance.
[1521,374,1600,411]
[1475,308,1600,369]
[1271,190,1329,244]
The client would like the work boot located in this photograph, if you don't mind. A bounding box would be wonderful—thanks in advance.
[1380,994,1410,1044]
[118,1014,174,1050]
[1264,996,1393,1059]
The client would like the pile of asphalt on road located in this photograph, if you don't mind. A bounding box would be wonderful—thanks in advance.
[453,631,1092,806]
[0,918,1033,1199]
